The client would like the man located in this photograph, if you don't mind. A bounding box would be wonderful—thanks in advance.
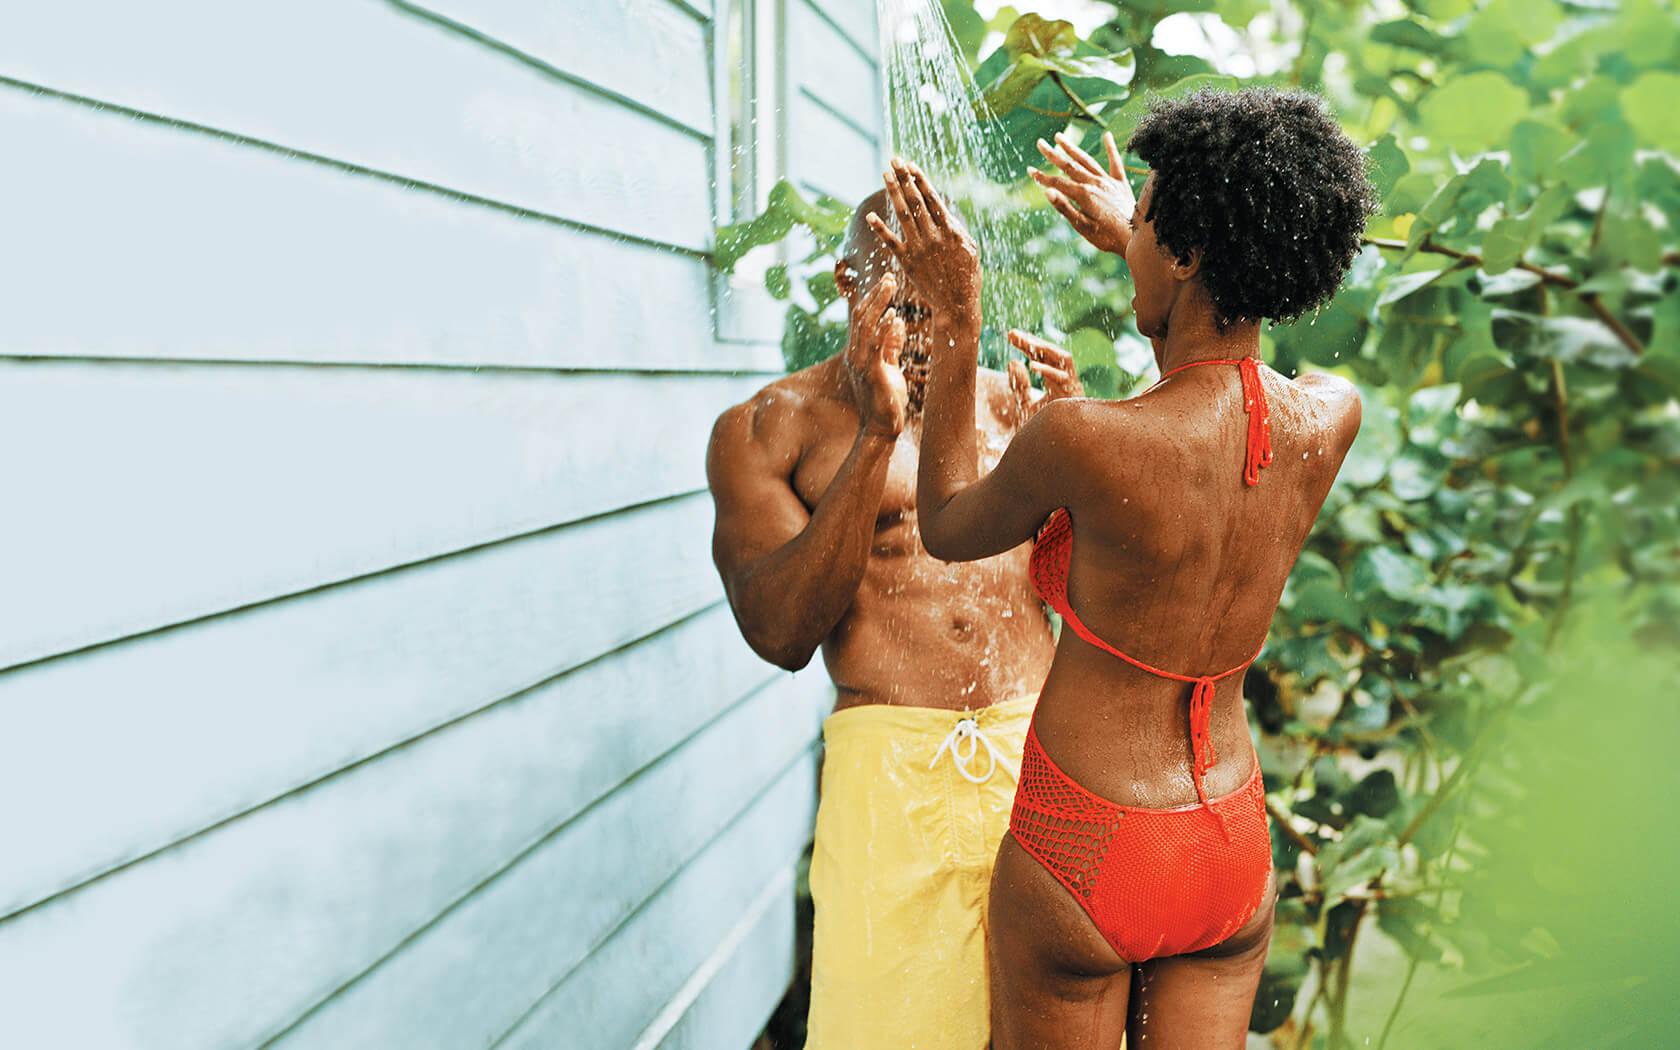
[705,185,1081,1049]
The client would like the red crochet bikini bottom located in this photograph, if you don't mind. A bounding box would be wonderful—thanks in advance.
[1008,722,1273,963]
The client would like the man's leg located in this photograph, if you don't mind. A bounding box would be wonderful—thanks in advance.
[804,705,992,1050]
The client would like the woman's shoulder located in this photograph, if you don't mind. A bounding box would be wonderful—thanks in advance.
[1285,370,1363,448]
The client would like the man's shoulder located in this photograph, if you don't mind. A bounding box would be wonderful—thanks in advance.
[976,365,1023,422]
[711,361,843,459]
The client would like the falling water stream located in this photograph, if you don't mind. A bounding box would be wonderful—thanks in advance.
[875,0,1053,364]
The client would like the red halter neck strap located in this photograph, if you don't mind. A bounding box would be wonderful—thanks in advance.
[1154,356,1274,487]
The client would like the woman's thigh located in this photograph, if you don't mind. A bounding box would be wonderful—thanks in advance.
[1127,869,1277,1050]
[987,834,1133,1050]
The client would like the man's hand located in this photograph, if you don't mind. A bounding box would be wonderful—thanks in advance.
[1007,329,1083,424]
[846,272,909,438]
[1031,130,1136,256]
[866,159,980,332]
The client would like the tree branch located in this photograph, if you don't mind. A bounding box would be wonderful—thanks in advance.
[1048,71,1105,126]
[1362,236,1647,356]
[1268,797,1321,856]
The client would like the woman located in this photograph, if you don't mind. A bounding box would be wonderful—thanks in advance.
[866,88,1374,1047]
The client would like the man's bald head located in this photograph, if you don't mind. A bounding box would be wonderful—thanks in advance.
[836,189,904,305]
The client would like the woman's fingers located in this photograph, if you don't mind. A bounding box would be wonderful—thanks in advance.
[889,160,932,236]
[1029,167,1084,200]
[882,168,918,238]
[1103,131,1124,179]
[864,212,906,257]
[1044,188,1100,240]
[903,161,952,229]
[1035,137,1090,182]
[1054,131,1106,178]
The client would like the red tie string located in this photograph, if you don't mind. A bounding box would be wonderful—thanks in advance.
[1154,356,1274,487]
[1237,356,1273,487]
[1189,675,1219,801]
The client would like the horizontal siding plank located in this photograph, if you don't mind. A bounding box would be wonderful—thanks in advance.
[0,88,776,373]
[0,362,759,668]
[790,1,880,137]
[806,0,877,58]
[281,725,820,1048]
[0,667,825,1049]
[0,1,711,248]
[0,494,731,919]
[788,90,883,204]
[524,857,799,1050]
[416,0,712,134]
[647,870,797,1050]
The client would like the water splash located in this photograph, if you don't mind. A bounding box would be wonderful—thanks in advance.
[877,0,1049,365]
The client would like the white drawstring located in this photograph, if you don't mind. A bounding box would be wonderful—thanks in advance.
[928,716,1017,784]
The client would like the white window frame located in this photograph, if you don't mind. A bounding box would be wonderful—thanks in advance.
[712,0,790,345]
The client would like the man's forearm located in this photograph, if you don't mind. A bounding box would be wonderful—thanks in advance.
[732,428,896,667]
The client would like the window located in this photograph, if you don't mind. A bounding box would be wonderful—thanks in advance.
[714,0,787,342]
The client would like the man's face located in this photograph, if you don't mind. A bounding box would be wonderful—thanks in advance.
[843,242,933,364]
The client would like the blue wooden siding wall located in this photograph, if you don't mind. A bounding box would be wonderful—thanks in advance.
[0,1,881,1046]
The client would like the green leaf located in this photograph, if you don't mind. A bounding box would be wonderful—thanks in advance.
[1069,327,1118,371]
[1479,185,1571,274]
[806,270,840,309]
[1101,73,1238,145]
[1290,578,1366,628]
[1377,897,1446,963]
[1556,120,1635,191]
[1604,0,1680,68]
[1004,13,1078,58]
[780,303,847,372]
[1038,49,1137,87]
[1377,268,1450,307]
[1461,0,1562,66]
[1408,158,1510,251]
[1621,72,1680,154]
[940,0,989,63]
[1417,72,1530,155]
[1405,0,1473,18]
[1365,134,1410,204]
[1318,815,1400,900]
[1371,19,1448,53]
[1339,394,1401,487]
[713,180,850,274]
[1493,310,1640,368]
[1250,966,1302,1033]
[1352,547,1433,605]
[1345,769,1403,820]
[1509,120,1576,190]
[1078,364,1121,399]
[764,264,791,300]
[979,55,1056,119]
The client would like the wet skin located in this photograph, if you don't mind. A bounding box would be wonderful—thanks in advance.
[877,141,1363,1047]
[706,190,1079,713]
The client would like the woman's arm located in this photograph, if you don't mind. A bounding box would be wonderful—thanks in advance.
[868,159,1071,562]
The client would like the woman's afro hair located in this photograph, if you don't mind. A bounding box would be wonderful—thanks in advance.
[1127,88,1378,327]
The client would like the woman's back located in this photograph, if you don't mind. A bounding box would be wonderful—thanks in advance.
[1030,362,1360,809]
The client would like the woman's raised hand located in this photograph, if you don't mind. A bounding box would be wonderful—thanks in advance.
[1031,130,1136,256]
[866,159,981,332]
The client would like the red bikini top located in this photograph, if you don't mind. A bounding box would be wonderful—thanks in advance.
[1027,356,1273,809]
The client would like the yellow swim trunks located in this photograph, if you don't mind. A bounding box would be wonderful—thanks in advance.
[805,694,1036,1050]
